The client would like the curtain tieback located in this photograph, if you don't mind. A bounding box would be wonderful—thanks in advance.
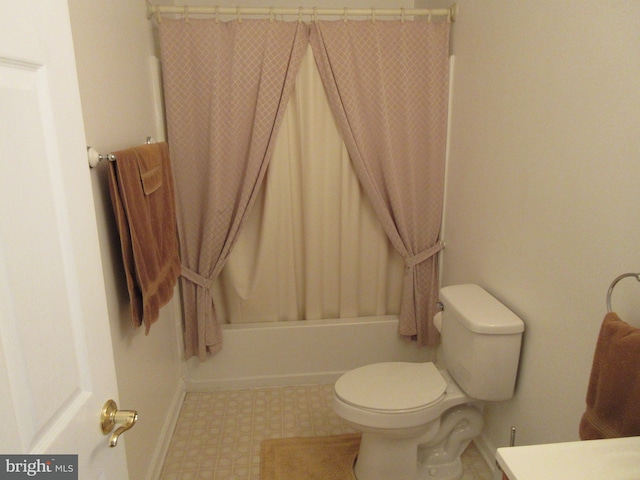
[405,240,445,268]
[181,265,214,290]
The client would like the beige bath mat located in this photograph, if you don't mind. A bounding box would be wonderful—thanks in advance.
[260,433,360,480]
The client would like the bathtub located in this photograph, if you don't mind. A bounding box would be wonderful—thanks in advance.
[184,315,434,391]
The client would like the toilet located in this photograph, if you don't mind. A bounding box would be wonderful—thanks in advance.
[333,284,524,480]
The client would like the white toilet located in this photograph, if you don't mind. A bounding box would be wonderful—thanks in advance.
[333,284,525,480]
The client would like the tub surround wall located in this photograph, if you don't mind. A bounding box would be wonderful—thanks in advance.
[419,0,640,459]
[67,1,184,479]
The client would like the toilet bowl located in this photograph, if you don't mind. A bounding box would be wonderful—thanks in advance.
[332,284,524,480]
[334,363,482,480]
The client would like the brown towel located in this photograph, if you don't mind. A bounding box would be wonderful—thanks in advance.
[579,312,640,440]
[108,142,181,333]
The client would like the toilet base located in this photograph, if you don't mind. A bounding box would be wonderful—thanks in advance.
[350,405,483,480]
[355,433,420,480]
[417,405,484,480]
[417,458,463,480]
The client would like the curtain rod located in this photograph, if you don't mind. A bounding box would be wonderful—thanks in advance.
[146,4,458,22]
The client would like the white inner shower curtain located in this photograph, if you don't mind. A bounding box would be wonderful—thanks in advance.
[212,46,405,324]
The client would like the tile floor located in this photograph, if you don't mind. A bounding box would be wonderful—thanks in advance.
[160,384,494,480]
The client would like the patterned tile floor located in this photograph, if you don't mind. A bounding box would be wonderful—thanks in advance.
[160,384,494,480]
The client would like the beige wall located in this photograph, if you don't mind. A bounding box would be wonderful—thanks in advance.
[68,1,183,479]
[421,0,640,450]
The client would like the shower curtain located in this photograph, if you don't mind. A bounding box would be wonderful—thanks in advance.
[212,46,405,324]
[160,17,450,359]
[309,21,450,346]
[159,19,308,359]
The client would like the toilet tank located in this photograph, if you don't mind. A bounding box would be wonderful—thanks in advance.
[440,284,524,401]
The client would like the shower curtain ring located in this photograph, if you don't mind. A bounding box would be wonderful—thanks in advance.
[236,7,242,23]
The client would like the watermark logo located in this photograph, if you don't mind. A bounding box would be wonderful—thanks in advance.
[0,455,77,479]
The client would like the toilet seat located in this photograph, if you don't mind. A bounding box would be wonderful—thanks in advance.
[335,362,447,413]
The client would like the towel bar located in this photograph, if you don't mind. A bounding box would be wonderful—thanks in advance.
[87,147,116,167]
[87,137,156,168]
[606,272,640,312]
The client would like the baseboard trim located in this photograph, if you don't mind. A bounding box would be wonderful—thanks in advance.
[145,383,186,480]
[474,433,502,480]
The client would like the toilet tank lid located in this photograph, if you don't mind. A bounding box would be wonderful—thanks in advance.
[440,284,524,334]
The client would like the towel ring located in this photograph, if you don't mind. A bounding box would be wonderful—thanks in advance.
[606,272,640,312]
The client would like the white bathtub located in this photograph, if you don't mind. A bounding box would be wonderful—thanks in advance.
[184,315,434,391]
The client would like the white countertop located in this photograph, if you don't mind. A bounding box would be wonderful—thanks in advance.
[496,436,640,480]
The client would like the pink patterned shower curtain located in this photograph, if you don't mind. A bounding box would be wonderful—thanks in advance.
[309,20,450,346]
[159,19,308,359]
[159,17,449,359]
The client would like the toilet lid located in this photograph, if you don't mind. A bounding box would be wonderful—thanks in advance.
[335,362,447,412]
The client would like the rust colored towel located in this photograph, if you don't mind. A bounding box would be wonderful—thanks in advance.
[108,142,181,334]
[579,312,640,440]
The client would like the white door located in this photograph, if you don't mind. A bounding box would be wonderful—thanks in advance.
[0,1,129,478]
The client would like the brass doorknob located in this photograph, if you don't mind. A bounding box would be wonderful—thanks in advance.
[100,399,138,447]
